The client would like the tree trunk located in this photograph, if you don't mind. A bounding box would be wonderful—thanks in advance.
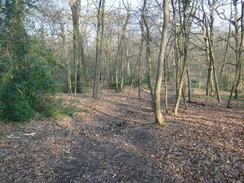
[171,0,180,98]
[142,0,154,106]
[173,0,191,115]
[218,4,232,83]
[69,0,81,96]
[115,9,130,92]
[228,1,244,107]
[205,41,212,97]
[209,40,222,102]
[182,84,188,109]
[164,56,168,113]
[138,38,144,99]
[154,0,169,126]
[93,0,105,99]
[60,23,72,94]
[186,65,192,102]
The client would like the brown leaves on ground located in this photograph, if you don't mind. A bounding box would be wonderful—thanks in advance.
[0,88,243,183]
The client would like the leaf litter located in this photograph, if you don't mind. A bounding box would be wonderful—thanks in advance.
[0,88,243,183]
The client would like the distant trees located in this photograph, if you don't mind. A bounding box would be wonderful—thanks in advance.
[0,0,242,122]
[114,0,131,92]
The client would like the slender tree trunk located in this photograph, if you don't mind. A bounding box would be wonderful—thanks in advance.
[228,66,241,107]
[146,38,154,106]
[174,1,191,115]
[115,9,130,92]
[202,0,222,102]
[164,56,168,113]
[210,0,221,102]
[171,0,180,98]
[120,40,125,91]
[142,0,154,106]
[209,40,222,102]
[205,40,212,96]
[80,40,89,86]
[234,1,244,99]
[60,23,72,94]
[154,0,169,126]
[228,1,244,107]
[138,38,144,99]
[186,65,192,102]
[174,60,187,115]
[182,84,188,109]
[115,35,120,91]
[234,65,242,98]
[93,0,105,99]
[218,4,232,82]
[69,0,81,96]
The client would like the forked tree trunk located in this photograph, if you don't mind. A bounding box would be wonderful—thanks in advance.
[173,0,191,115]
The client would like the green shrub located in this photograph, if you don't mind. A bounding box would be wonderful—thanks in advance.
[0,62,58,122]
[11,98,35,122]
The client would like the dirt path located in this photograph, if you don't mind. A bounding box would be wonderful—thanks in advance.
[0,88,243,183]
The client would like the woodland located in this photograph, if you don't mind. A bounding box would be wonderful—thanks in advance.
[0,0,243,182]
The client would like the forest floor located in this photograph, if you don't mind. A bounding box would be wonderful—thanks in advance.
[0,87,243,183]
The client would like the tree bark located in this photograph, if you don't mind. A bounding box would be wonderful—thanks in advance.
[115,7,130,92]
[69,0,81,96]
[93,0,105,99]
[228,1,244,107]
[138,37,144,100]
[173,0,191,115]
[154,0,169,126]
[164,55,168,113]
[142,0,154,106]
[60,23,72,93]
[186,65,192,102]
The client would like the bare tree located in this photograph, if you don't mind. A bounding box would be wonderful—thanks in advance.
[142,0,154,106]
[154,0,169,126]
[228,0,244,107]
[93,0,106,99]
[173,0,194,115]
[68,0,81,96]
[115,0,131,92]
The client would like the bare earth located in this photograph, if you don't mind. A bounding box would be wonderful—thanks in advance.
[0,88,243,183]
